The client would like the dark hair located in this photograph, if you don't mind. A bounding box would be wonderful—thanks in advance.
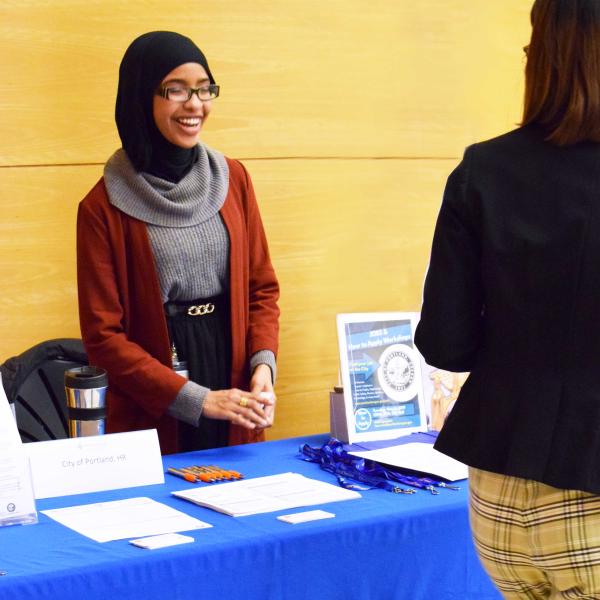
[522,0,600,145]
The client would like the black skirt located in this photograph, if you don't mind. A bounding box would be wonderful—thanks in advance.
[165,294,231,452]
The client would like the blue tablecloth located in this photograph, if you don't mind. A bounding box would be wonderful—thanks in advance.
[0,435,500,600]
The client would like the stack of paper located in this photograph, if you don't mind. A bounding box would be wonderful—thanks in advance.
[173,472,360,517]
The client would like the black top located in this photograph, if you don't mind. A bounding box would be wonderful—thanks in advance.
[415,124,600,494]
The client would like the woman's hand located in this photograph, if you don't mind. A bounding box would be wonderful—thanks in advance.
[203,388,274,430]
[250,364,276,428]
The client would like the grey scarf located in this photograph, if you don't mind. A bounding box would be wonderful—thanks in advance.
[103,143,229,226]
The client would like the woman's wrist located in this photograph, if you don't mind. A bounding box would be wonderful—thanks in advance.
[250,349,276,384]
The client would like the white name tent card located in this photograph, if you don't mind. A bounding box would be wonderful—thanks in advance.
[0,374,38,526]
[25,429,164,499]
[41,497,211,543]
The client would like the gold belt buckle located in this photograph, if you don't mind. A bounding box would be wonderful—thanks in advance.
[187,303,215,316]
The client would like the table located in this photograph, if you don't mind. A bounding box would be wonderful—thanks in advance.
[0,435,500,600]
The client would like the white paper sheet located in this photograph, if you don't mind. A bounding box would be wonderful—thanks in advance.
[173,472,360,516]
[349,442,468,481]
[41,497,212,542]
[0,374,38,526]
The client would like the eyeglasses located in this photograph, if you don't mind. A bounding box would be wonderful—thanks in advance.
[157,84,220,102]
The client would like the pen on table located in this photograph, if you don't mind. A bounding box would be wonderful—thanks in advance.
[184,466,223,481]
[208,465,243,479]
[186,467,218,482]
[167,467,197,483]
[201,466,236,480]
[181,467,214,483]
[201,466,228,480]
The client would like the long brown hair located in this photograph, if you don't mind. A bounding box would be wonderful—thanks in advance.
[522,0,600,145]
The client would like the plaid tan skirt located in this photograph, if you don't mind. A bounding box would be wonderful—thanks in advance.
[468,467,600,599]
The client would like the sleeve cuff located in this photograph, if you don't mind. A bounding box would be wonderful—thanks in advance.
[166,380,208,426]
[250,349,277,384]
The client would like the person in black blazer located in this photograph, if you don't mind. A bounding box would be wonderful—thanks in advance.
[415,1,600,597]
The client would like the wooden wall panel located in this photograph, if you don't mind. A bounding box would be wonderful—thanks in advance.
[0,165,101,354]
[0,0,530,165]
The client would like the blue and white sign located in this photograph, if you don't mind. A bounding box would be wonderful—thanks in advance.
[337,312,427,443]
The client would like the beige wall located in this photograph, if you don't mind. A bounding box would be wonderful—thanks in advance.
[0,1,531,439]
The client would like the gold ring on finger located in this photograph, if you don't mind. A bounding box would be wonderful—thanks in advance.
[239,397,248,408]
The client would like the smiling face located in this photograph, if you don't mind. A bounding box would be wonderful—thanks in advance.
[152,62,212,148]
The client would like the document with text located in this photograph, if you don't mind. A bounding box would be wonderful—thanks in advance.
[173,472,361,517]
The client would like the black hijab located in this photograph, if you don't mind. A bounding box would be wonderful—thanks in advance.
[115,31,215,182]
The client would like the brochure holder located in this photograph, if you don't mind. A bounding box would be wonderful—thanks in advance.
[329,388,349,442]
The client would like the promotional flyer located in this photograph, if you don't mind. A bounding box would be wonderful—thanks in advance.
[337,313,427,443]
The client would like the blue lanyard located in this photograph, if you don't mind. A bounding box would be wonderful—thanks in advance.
[299,438,460,494]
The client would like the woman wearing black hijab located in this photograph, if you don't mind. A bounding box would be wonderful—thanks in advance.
[76,31,280,454]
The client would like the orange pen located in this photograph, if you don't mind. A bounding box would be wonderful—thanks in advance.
[200,466,226,480]
[207,465,243,480]
[167,467,197,483]
[180,467,211,482]
[185,467,216,483]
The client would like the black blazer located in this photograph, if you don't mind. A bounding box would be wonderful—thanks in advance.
[415,125,600,494]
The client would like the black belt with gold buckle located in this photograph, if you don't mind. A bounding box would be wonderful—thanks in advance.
[165,301,216,318]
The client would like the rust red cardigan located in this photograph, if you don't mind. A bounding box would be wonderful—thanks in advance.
[76,158,280,454]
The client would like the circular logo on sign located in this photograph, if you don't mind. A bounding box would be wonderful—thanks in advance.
[354,408,372,431]
[377,344,418,402]
[6,503,15,513]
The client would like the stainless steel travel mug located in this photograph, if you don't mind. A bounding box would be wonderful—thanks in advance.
[64,366,108,437]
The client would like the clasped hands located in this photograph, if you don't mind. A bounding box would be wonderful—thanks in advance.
[203,364,276,430]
